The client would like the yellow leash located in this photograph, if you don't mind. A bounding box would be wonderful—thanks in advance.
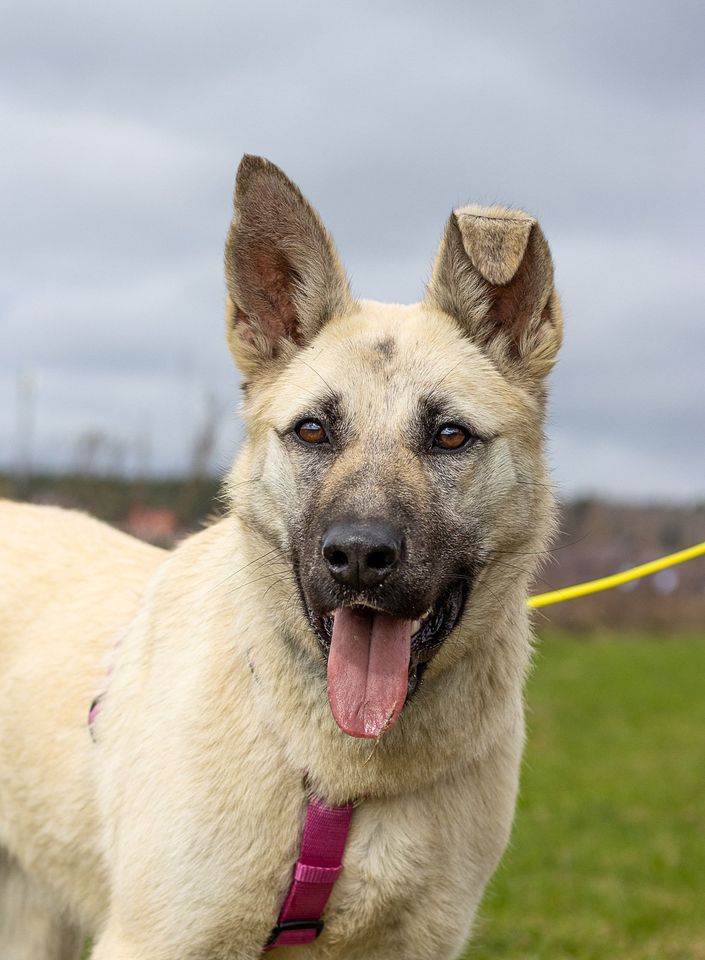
[527,541,705,609]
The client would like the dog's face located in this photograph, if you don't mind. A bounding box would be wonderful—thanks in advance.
[224,156,562,739]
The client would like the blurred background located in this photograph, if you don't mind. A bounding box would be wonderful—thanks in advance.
[2,2,704,957]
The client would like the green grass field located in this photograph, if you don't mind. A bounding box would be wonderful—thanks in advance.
[465,633,705,960]
[82,633,704,959]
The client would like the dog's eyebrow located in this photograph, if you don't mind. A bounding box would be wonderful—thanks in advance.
[279,390,346,437]
[416,392,494,441]
[317,391,344,426]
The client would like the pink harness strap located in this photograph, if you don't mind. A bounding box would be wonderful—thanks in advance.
[265,796,354,951]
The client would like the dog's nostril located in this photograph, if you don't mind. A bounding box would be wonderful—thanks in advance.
[328,549,348,569]
[367,549,395,570]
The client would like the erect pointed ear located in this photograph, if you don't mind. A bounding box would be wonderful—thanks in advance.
[224,155,355,381]
[425,204,563,390]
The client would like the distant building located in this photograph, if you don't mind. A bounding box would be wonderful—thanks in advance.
[125,505,177,544]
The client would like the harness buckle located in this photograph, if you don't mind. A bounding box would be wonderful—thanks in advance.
[265,918,324,948]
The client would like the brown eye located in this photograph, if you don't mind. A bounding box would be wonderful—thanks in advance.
[433,423,471,450]
[296,420,329,445]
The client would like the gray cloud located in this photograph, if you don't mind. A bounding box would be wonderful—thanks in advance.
[1,0,703,497]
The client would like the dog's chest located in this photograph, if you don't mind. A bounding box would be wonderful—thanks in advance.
[245,791,468,957]
[330,804,434,934]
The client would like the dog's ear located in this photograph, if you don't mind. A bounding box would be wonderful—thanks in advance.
[224,155,354,381]
[426,205,562,389]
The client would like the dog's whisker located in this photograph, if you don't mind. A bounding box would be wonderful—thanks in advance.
[283,380,335,404]
[513,479,555,490]
[226,475,264,490]
[261,577,298,601]
[432,356,467,391]
[229,570,297,594]
[487,533,590,558]
[471,577,510,610]
[297,358,335,396]
[483,557,552,586]
[207,548,285,594]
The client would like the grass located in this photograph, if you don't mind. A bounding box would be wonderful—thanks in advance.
[465,632,705,960]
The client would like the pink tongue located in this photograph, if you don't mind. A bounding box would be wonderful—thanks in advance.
[327,608,412,739]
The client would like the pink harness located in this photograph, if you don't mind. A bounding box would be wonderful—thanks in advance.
[265,796,354,950]
[88,693,355,952]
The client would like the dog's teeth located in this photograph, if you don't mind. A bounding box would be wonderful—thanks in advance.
[411,619,422,635]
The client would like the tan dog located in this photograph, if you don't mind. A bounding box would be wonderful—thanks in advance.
[0,155,562,960]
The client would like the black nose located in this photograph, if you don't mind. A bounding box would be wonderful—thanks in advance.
[321,521,404,590]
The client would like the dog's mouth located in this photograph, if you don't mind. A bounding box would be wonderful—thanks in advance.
[307,581,467,739]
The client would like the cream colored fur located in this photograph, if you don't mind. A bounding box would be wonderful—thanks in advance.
[0,157,560,959]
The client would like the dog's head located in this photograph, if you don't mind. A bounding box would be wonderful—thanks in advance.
[224,156,562,740]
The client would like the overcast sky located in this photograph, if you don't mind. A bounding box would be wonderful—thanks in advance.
[1,0,703,500]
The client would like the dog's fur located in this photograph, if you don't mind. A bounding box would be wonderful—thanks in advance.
[0,156,562,959]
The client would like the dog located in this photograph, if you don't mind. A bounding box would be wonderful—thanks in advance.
[0,155,562,959]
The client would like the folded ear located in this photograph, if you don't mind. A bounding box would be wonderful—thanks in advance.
[225,155,355,381]
[425,204,562,389]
